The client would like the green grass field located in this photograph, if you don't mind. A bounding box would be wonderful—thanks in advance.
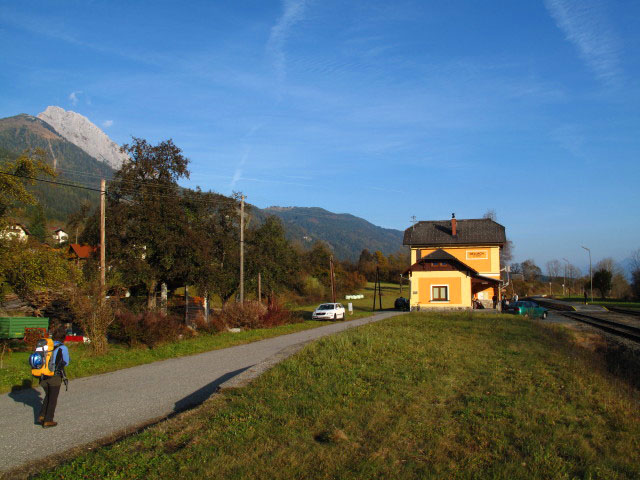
[35,312,640,479]
[557,296,640,309]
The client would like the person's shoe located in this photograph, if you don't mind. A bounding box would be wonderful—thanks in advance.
[38,415,44,424]
[42,421,57,428]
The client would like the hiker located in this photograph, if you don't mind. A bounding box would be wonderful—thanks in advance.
[492,294,498,309]
[584,291,588,305]
[39,328,70,428]
[500,295,508,311]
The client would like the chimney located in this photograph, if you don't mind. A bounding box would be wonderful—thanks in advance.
[451,213,457,236]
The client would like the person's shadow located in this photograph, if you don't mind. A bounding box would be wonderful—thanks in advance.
[8,380,43,425]
[173,367,250,414]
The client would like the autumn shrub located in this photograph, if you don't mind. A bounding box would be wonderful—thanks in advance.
[219,301,267,329]
[69,279,116,355]
[260,296,300,328]
[193,313,226,334]
[110,310,190,348]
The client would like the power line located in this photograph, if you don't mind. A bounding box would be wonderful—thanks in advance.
[0,171,241,207]
[0,171,103,192]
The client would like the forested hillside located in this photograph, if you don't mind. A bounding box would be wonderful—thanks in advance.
[252,206,405,260]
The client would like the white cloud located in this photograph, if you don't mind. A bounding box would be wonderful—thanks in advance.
[102,120,114,128]
[68,90,82,106]
[545,0,622,85]
[267,0,308,87]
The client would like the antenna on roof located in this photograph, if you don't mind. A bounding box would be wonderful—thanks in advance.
[410,216,417,230]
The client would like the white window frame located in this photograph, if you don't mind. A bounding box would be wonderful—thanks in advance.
[431,284,449,302]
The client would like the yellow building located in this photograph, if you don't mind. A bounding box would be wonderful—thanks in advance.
[403,215,506,310]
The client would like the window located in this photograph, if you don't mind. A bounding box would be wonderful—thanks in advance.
[432,285,449,301]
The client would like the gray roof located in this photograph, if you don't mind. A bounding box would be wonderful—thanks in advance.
[403,218,506,246]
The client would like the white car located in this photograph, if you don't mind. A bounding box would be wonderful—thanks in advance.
[312,303,346,320]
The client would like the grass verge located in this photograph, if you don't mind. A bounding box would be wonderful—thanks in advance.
[35,312,640,479]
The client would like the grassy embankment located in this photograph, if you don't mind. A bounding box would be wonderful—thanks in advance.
[557,296,640,309]
[37,312,640,479]
[0,282,401,394]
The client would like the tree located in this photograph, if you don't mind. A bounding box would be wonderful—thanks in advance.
[521,259,542,282]
[592,269,613,299]
[546,259,561,280]
[482,209,497,221]
[106,138,190,308]
[28,204,47,243]
[66,201,92,244]
[631,249,640,299]
[180,188,241,304]
[246,215,301,297]
[0,148,56,222]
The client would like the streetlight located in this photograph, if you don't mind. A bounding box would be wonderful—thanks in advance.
[562,258,569,296]
[581,246,592,303]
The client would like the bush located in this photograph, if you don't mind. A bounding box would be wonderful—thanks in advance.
[219,301,268,329]
[193,312,227,334]
[110,310,190,348]
[218,299,301,330]
[261,296,301,328]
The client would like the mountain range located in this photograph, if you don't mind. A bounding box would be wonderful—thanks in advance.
[0,108,404,260]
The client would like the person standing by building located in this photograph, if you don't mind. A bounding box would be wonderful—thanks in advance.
[492,294,498,309]
[39,328,70,428]
[584,291,588,305]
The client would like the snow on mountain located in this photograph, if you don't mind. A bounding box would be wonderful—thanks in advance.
[37,106,127,169]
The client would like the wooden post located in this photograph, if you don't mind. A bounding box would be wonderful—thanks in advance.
[100,178,106,296]
[240,195,245,303]
[372,267,379,312]
[329,256,336,304]
[378,267,382,310]
[161,282,168,314]
[184,285,188,324]
[204,290,209,323]
[258,272,262,303]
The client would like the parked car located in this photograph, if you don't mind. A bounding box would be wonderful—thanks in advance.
[394,297,410,311]
[312,303,346,320]
[504,300,548,319]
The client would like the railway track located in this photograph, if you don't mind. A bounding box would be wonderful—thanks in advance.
[606,306,640,317]
[555,311,640,342]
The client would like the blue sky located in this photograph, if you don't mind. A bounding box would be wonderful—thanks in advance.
[1,0,639,270]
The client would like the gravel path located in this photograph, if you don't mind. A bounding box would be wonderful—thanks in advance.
[0,311,403,474]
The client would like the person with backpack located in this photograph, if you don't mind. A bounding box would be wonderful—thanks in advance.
[30,327,70,428]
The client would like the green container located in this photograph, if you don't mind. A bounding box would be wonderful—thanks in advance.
[0,317,49,339]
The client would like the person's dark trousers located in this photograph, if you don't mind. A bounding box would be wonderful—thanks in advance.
[40,376,62,422]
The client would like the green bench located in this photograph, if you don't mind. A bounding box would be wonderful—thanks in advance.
[0,317,49,339]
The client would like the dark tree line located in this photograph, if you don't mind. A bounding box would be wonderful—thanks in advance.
[77,138,367,307]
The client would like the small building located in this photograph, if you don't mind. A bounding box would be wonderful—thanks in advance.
[403,214,506,310]
[1,223,30,242]
[51,228,69,244]
[67,243,97,261]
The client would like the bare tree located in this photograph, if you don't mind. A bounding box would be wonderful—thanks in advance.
[546,259,561,279]
[482,209,497,221]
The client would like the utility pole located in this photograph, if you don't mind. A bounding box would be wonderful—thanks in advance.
[258,272,262,303]
[329,256,336,304]
[240,195,245,303]
[581,245,593,303]
[562,258,569,297]
[100,178,106,296]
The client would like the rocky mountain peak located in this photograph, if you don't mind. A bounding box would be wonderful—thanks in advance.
[37,106,127,169]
